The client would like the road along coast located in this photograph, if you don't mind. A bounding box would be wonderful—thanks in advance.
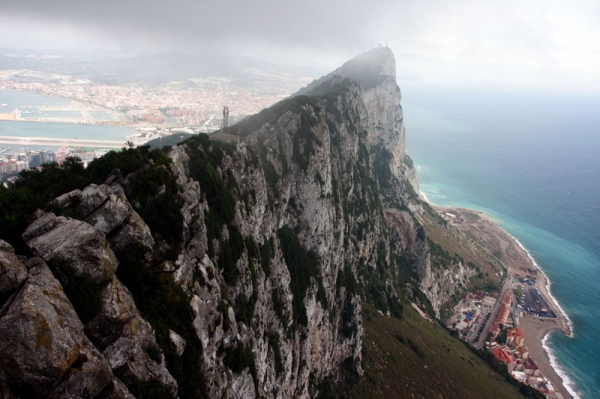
[434,205,575,399]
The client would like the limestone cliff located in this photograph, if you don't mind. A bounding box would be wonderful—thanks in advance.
[0,47,487,398]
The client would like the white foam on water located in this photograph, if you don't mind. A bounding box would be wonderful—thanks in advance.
[543,333,583,399]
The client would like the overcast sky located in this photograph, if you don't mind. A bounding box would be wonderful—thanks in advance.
[1,0,599,94]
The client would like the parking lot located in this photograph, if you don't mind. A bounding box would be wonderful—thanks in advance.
[520,286,557,318]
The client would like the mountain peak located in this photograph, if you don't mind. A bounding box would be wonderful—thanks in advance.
[339,45,396,80]
[297,46,396,95]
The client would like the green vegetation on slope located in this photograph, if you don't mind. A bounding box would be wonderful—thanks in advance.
[416,206,504,319]
[277,226,327,326]
[116,244,208,399]
[0,157,93,249]
[354,303,523,399]
[0,146,178,251]
[227,95,321,137]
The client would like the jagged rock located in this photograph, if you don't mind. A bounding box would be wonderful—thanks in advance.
[108,209,155,253]
[0,240,14,253]
[81,183,132,234]
[229,370,256,399]
[88,275,178,397]
[20,211,57,242]
[47,335,113,399]
[169,329,186,356]
[111,344,178,399]
[54,189,82,210]
[86,275,152,350]
[0,258,112,397]
[168,144,190,186]
[0,241,27,300]
[24,215,118,285]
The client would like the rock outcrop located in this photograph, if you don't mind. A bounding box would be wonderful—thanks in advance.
[0,253,114,398]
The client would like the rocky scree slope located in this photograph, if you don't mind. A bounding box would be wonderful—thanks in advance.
[0,47,488,398]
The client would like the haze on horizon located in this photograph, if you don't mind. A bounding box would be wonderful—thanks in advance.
[1,0,599,95]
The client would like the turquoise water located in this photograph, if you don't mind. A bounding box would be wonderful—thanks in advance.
[403,91,600,398]
[0,90,133,147]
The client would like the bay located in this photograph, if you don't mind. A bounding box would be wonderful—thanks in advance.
[0,89,133,150]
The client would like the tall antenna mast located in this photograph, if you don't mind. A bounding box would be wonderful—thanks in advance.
[222,106,229,130]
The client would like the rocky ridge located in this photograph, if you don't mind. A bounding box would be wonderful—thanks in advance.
[0,47,487,398]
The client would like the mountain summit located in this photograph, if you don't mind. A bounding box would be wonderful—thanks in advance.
[298,46,396,93]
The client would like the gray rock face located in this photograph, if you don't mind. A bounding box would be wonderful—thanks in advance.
[81,183,132,235]
[0,241,27,300]
[21,211,57,243]
[113,344,178,399]
[108,209,155,253]
[0,258,113,397]
[24,215,118,285]
[169,329,186,356]
[86,275,152,350]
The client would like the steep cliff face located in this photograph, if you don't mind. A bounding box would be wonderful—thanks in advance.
[0,47,483,398]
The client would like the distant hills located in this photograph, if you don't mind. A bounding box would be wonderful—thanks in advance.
[0,51,327,85]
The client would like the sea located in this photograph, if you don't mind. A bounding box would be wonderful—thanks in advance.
[0,89,133,153]
[402,86,600,399]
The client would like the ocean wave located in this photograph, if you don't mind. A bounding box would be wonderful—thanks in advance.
[509,233,575,338]
[543,333,583,399]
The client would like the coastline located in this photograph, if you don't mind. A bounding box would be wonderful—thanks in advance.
[426,199,576,399]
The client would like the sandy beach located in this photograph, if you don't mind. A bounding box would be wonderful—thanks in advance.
[435,205,573,399]
[520,318,572,399]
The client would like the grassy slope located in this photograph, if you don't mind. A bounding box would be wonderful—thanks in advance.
[416,206,506,318]
[419,207,504,290]
[353,303,522,399]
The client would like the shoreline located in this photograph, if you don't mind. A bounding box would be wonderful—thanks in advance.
[424,195,577,398]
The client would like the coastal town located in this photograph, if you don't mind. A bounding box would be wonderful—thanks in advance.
[0,67,312,130]
[442,208,572,399]
[0,66,312,182]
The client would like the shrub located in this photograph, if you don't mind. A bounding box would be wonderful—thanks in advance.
[0,157,93,248]
[218,225,244,286]
[223,342,258,393]
[260,237,274,277]
[277,226,325,326]
[115,244,208,398]
[235,294,256,326]
[184,135,236,241]
[268,333,283,376]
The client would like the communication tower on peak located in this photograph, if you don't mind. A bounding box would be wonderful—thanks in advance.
[222,106,229,130]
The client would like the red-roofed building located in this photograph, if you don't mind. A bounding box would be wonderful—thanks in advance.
[492,347,515,373]
[490,291,514,337]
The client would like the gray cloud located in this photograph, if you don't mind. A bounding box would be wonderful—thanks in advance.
[1,0,600,93]
[0,0,389,57]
